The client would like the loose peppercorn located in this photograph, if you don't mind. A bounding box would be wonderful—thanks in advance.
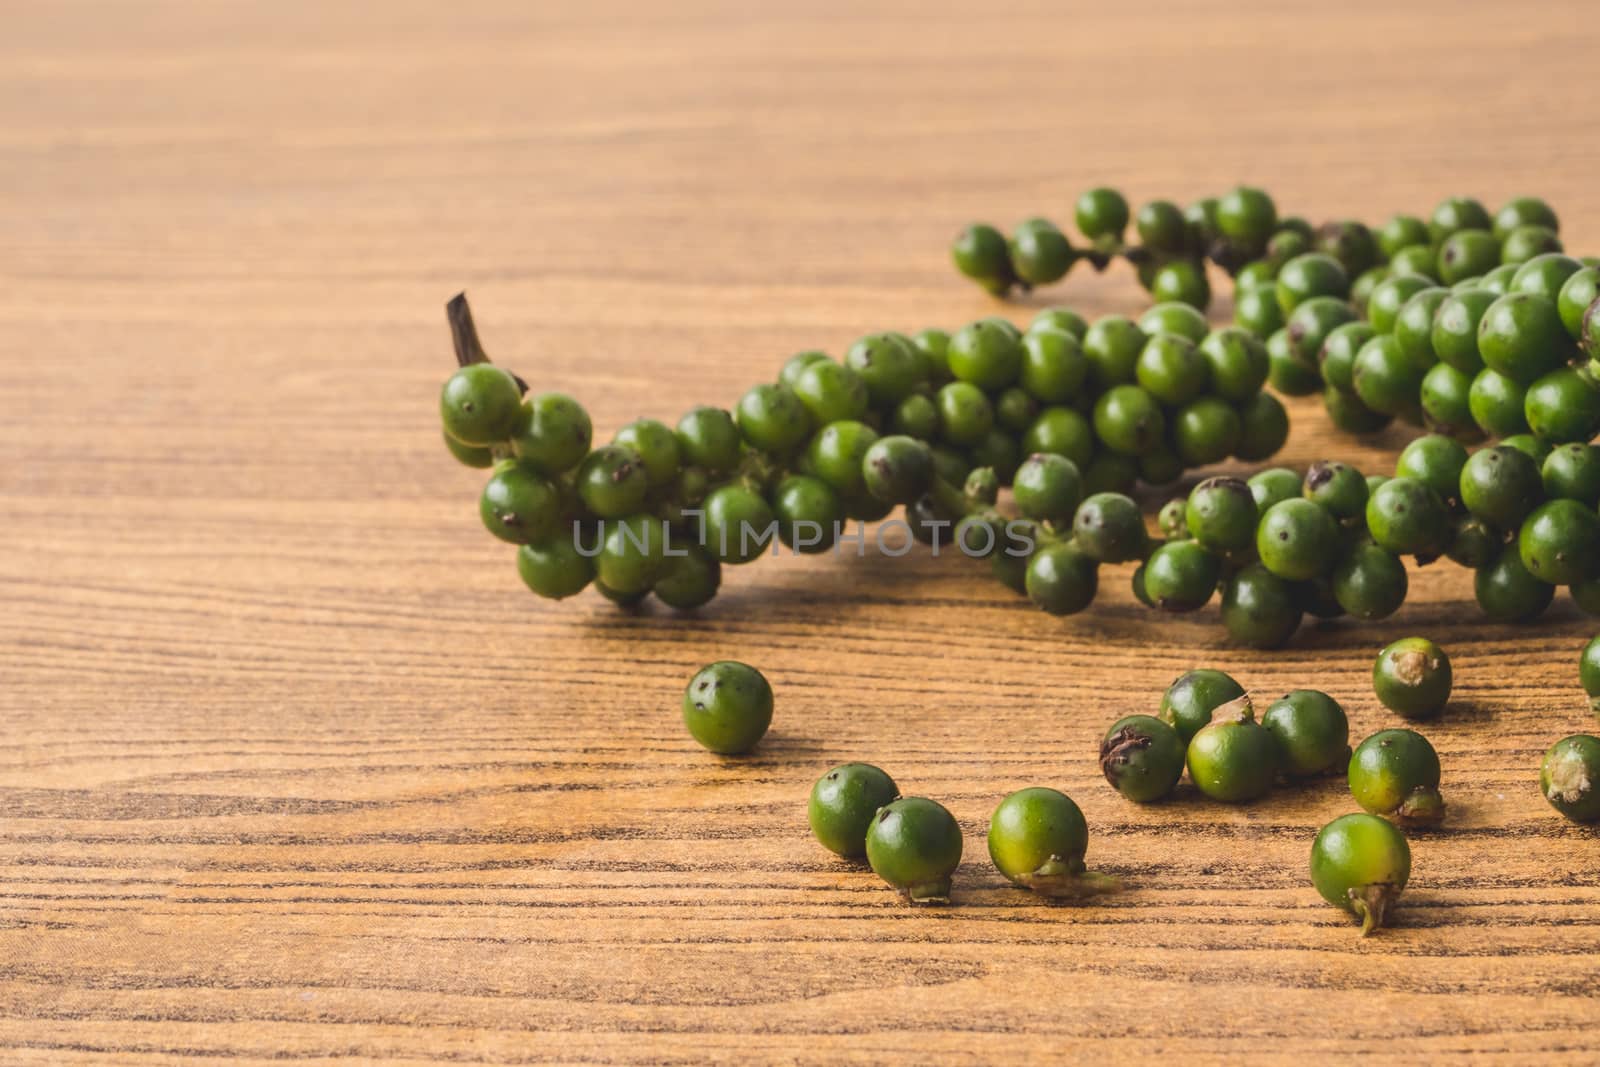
[1258,498,1340,581]
[682,661,773,754]
[1349,728,1445,825]
[1310,813,1412,935]
[1373,637,1453,720]
[1186,698,1279,803]
[1025,542,1100,616]
[1222,564,1303,649]
[1101,715,1185,803]
[1143,540,1222,613]
[1519,499,1600,586]
[1332,544,1409,620]
[866,796,963,903]
[1539,736,1600,823]
[809,762,900,859]
[1262,689,1350,778]
[1160,669,1247,743]
[988,787,1119,898]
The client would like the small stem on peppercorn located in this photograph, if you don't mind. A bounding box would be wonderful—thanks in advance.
[447,292,528,393]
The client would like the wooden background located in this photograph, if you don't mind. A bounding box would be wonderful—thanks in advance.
[4,1,1600,1062]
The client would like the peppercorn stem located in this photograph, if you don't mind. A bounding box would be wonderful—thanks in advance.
[1018,867,1122,900]
[905,879,952,904]
[447,293,528,393]
[1396,787,1446,826]
[1349,883,1398,936]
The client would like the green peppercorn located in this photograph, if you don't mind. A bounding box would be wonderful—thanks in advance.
[1436,230,1500,285]
[1458,445,1540,527]
[1142,540,1221,613]
[1510,252,1584,302]
[1396,435,1467,509]
[516,537,594,600]
[681,660,773,754]
[735,383,811,453]
[1540,736,1600,823]
[1186,699,1279,803]
[1310,813,1411,935]
[674,406,742,474]
[1257,498,1340,581]
[1350,266,1390,312]
[1519,499,1600,586]
[1476,544,1555,621]
[889,393,940,440]
[779,350,831,390]
[944,320,1022,392]
[1019,327,1089,404]
[1234,391,1291,461]
[1021,406,1095,469]
[929,382,989,448]
[1030,307,1089,339]
[1136,301,1209,344]
[866,796,963,903]
[701,485,776,565]
[1287,295,1359,365]
[1009,217,1075,286]
[1479,262,1519,295]
[1543,444,1600,506]
[1430,195,1492,242]
[1302,461,1368,521]
[1100,715,1185,803]
[1248,467,1302,512]
[1430,289,1496,374]
[952,222,1016,295]
[1317,220,1382,278]
[809,762,899,859]
[1419,363,1479,438]
[1171,396,1242,467]
[1478,292,1574,383]
[440,363,524,447]
[1319,322,1375,392]
[1160,669,1246,744]
[507,392,593,476]
[1393,287,1450,369]
[1261,689,1350,778]
[1181,476,1255,555]
[1025,542,1099,616]
[1266,327,1322,396]
[1378,214,1431,259]
[1277,253,1350,314]
[1130,333,1205,406]
[1234,282,1286,339]
[1150,259,1211,310]
[1013,453,1084,525]
[1092,385,1165,457]
[1372,637,1452,720]
[573,445,647,519]
[1581,635,1600,713]
[1526,367,1600,444]
[861,435,934,505]
[1076,187,1130,243]
[1349,728,1445,825]
[1468,369,1531,438]
[1367,274,1434,333]
[1214,185,1277,249]
[1366,476,1448,558]
[1070,491,1145,563]
[442,431,493,469]
[1352,335,1424,418]
[1082,315,1147,388]
[1221,564,1303,649]
[1389,245,1440,282]
[1445,515,1500,569]
[1502,433,1552,464]
[845,333,928,408]
[479,461,561,545]
[1136,200,1190,255]
[1501,224,1563,266]
[987,787,1119,898]
[1494,196,1559,240]
[1556,268,1599,341]
[790,359,869,426]
[806,420,878,497]
[649,543,720,610]
[1325,542,1406,620]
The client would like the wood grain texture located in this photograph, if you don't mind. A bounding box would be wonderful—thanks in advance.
[4,1,1600,1062]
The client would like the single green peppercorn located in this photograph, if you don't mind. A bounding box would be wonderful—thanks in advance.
[1249,467,1302,513]
[968,427,1021,484]
[1025,542,1100,616]
[1136,200,1190,255]
[440,363,524,447]
[1519,499,1600,586]
[1143,540,1221,613]
[1468,368,1531,438]
[890,393,940,440]
[1234,391,1291,462]
[844,333,928,407]
[479,462,561,545]
[934,381,994,448]
[1350,266,1390,312]
[1083,315,1148,388]
[1510,252,1584,302]
[1009,217,1075,286]
[1133,333,1208,406]
[1311,813,1412,936]
[1479,262,1519,296]
[1303,461,1369,521]
[1494,196,1560,240]
[1288,295,1360,365]
[1277,253,1350,315]
[1258,498,1340,581]
[779,350,831,390]
[1556,268,1599,341]
[1101,714,1186,803]
[1389,245,1440,282]
[1013,453,1084,525]
[510,392,593,475]
[1378,214,1431,259]
[1029,307,1089,339]
[1150,259,1211,310]
[952,223,1016,295]
[1171,396,1242,467]
[1222,564,1303,649]
[1137,301,1210,344]
[613,417,682,487]
[861,435,934,504]
[1349,728,1445,825]
[1158,496,1188,540]
[946,320,1024,392]
[1367,274,1434,333]
[1072,491,1147,563]
[1525,367,1600,444]
[1185,476,1258,554]
[675,406,743,474]
[1373,637,1452,720]
[443,431,494,469]
[575,445,649,519]
[1501,224,1563,266]
[1459,445,1542,527]
[866,796,963,903]
[1076,187,1130,242]
[791,359,869,426]
[1366,477,1449,558]
[682,660,772,755]
[1331,543,1408,620]
[1234,282,1286,339]
[1540,736,1600,823]
[1437,230,1500,285]
[1093,385,1165,456]
[1393,286,1450,369]
[1160,669,1246,744]
[988,787,1119,898]
[1419,362,1479,438]
[1430,196,1492,242]
[1263,689,1350,778]
[516,537,595,600]
[809,762,899,859]
[1476,544,1555,621]
[1581,635,1600,713]
[1215,185,1277,249]
[736,383,811,453]
[1352,335,1424,418]
[1319,322,1376,392]
[1445,515,1501,569]
[910,329,952,383]
[1478,292,1573,383]
[1317,220,1382,278]
[651,544,721,610]
[1186,698,1279,803]
[1022,406,1095,469]
[1502,433,1553,464]
[1542,444,1600,506]
[1396,435,1467,509]
[701,485,777,565]
[1431,289,1496,374]
[1263,329,1318,399]
[1019,327,1089,404]
[806,420,879,497]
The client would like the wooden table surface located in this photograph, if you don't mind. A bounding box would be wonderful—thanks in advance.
[5,2,1600,1062]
